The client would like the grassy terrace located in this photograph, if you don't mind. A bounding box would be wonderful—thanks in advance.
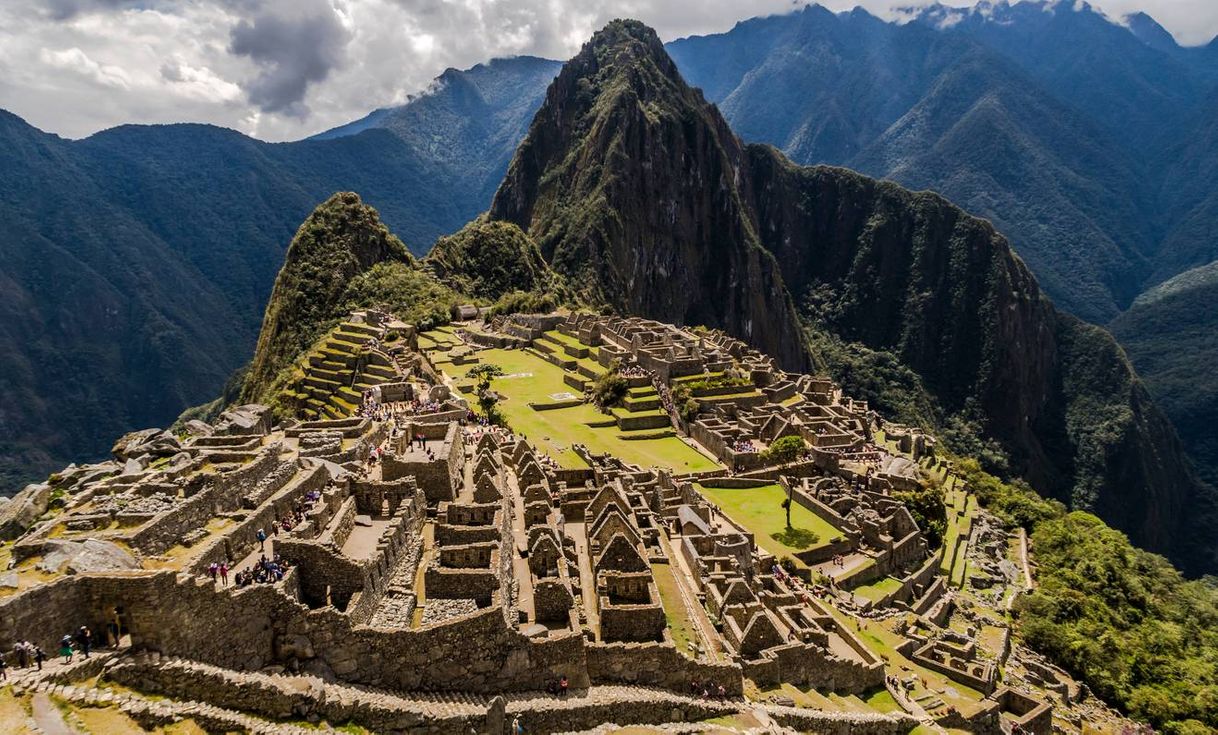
[853,576,903,603]
[821,605,985,713]
[941,481,975,587]
[694,483,844,564]
[651,561,701,658]
[427,342,719,472]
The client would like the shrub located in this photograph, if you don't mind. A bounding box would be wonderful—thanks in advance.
[762,435,806,465]
[591,359,629,409]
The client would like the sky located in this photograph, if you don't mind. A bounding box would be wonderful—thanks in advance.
[2,0,1215,142]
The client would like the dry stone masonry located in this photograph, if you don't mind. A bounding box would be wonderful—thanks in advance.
[0,309,1139,734]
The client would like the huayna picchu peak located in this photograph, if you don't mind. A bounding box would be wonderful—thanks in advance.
[489,17,1218,575]
[490,19,811,373]
[2,12,1218,735]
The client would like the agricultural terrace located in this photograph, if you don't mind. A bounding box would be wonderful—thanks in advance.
[694,483,845,564]
[425,338,720,473]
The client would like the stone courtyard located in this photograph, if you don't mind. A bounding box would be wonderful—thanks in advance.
[0,309,1139,734]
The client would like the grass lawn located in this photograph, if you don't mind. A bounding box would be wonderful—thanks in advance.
[863,687,903,713]
[651,562,701,658]
[695,484,843,563]
[429,344,719,472]
[854,576,904,603]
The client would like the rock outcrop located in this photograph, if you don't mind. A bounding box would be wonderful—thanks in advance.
[0,483,51,541]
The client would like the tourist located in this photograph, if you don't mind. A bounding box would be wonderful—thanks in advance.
[559,674,568,697]
[717,684,726,699]
[208,562,218,581]
[219,562,229,586]
[76,626,92,659]
[257,528,267,551]
[59,635,73,664]
[13,642,27,669]
[512,715,522,734]
[0,652,7,681]
[33,645,46,671]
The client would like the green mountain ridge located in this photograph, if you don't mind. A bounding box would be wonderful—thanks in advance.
[0,57,557,490]
[1111,262,1218,489]
[480,19,1217,573]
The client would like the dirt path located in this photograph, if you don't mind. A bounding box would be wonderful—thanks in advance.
[31,692,75,735]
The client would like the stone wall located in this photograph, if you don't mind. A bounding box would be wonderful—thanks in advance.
[0,574,89,653]
[585,642,742,695]
[743,642,884,694]
[5,569,590,695]
[766,706,918,735]
[188,463,329,574]
[128,448,284,555]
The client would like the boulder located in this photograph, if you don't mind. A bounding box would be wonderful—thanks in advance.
[37,539,139,574]
[111,428,181,460]
[0,483,51,540]
[214,404,273,436]
[183,419,214,437]
[112,428,160,460]
[0,572,17,588]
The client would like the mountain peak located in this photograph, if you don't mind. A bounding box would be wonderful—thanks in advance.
[488,19,809,370]
[567,19,684,96]
[242,192,413,402]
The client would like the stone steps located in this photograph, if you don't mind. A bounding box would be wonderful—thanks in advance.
[102,655,742,734]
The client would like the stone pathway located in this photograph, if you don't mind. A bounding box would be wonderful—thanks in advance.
[30,692,73,735]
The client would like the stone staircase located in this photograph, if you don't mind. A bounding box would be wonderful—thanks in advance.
[12,678,325,734]
[91,653,744,734]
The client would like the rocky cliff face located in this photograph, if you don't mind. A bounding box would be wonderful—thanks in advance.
[745,151,1215,569]
[486,19,1216,571]
[489,20,808,371]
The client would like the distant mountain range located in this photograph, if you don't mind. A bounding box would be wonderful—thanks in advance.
[4,0,1218,495]
[0,57,557,491]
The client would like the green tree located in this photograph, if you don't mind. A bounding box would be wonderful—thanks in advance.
[591,359,629,410]
[468,364,506,426]
[763,435,806,465]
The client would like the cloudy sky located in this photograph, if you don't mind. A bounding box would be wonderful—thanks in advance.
[2,0,1215,142]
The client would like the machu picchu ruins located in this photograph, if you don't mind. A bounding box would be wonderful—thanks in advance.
[0,308,1139,734]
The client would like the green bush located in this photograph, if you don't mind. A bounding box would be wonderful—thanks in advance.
[591,359,629,409]
[762,435,805,464]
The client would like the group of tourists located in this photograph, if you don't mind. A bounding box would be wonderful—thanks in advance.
[358,391,392,422]
[688,678,729,700]
[543,674,570,697]
[731,438,756,454]
[402,397,444,415]
[60,627,92,663]
[275,491,322,534]
[207,561,231,586]
[0,640,48,679]
[235,554,291,587]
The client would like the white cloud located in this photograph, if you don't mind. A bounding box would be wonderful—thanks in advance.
[38,47,132,89]
[0,0,1215,142]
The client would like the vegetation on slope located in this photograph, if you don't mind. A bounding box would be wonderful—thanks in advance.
[242,192,416,404]
[1111,261,1218,487]
[954,460,1218,734]
[426,219,558,301]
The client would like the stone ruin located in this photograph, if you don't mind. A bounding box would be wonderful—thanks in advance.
[0,310,1100,734]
